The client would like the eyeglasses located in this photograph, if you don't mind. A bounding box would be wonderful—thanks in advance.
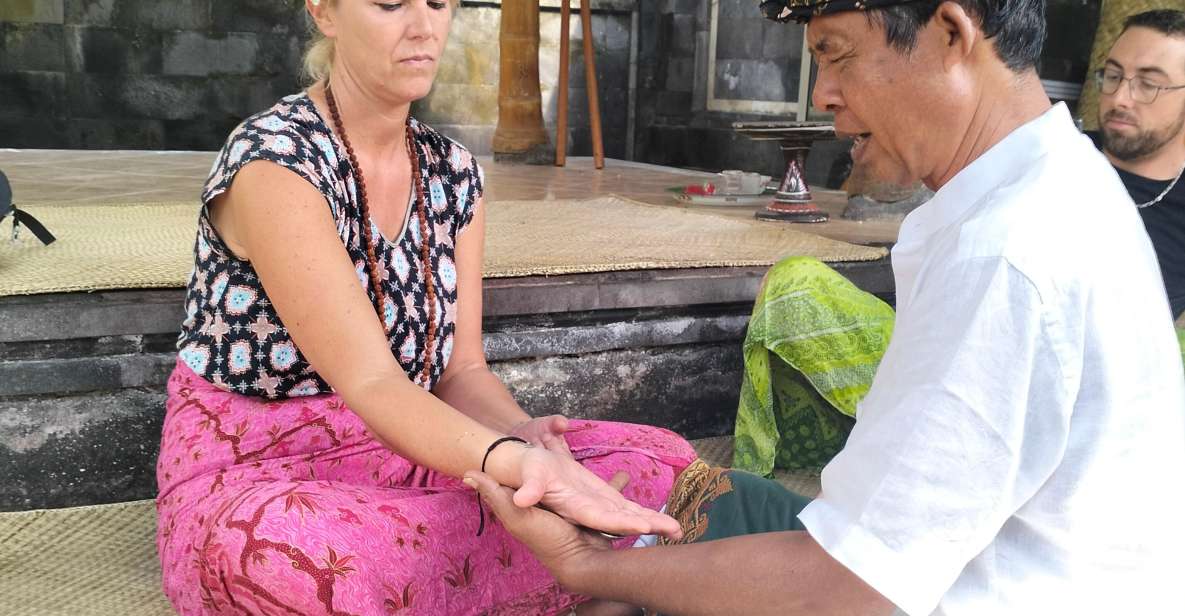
[1095,68,1185,104]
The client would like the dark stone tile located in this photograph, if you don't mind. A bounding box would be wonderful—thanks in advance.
[65,26,163,74]
[0,114,70,148]
[162,31,259,77]
[0,388,165,511]
[67,73,206,120]
[671,13,695,56]
[64,0,116,26]
[665,57,695,93]
[163,115,250,150]
[654,89,692,119]
[0,71,68,118]
[111,0,212,31]
[715,15,764,60]
[66,117,167,148]
[0,22,67,72]
[210,0,308,33]
[762,19,804,61]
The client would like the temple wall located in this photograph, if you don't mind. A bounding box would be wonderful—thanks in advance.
[0,0,634,157]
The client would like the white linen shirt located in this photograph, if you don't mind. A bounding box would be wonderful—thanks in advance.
[798,104,1185,616]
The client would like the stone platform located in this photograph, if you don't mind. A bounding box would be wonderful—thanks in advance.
[0,152,900,511]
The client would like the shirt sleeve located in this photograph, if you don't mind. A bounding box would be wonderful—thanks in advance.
[201,114,333,217]
[797,256,1073,616]
[456,152,485,237]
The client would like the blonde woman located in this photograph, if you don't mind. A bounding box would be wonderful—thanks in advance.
[155,1,695,613]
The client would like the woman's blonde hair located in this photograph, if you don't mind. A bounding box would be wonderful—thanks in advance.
[303,0,459,84]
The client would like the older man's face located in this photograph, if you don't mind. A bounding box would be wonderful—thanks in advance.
[1099,27,1185,162]
[807,12,960,188]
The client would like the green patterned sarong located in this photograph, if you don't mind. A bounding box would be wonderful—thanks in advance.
[734,257,895,476]
[734,258,1185,477]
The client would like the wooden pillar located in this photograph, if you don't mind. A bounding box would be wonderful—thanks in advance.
[493,0,551,162]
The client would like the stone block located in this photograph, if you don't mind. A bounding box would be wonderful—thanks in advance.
[0,388,165,510]
[114,0,212,31]
[65,26,163,73]
[417,82,498,127]
[665,56,695,93]
[0,114,69,149]
[594,13,630,52]
[210,0,307,34]
[162,31,259,77]
[0,71,67,118]
[163,115,251,150]
[0,0,64,24]
[66,73,208,121]
[66,117,166,148]
[762,19,804,60]
[1,23,66,72]
[714,14,762,60]
[671,13,695,56]
[436,11,500,89]
[491,343,742,440]
[64,0,115,26]
[654,89,692,118]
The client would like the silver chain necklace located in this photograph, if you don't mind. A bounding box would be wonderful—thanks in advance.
[1137,163,1184,209]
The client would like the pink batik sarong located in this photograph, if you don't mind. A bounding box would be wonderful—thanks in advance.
[156,360,696,615]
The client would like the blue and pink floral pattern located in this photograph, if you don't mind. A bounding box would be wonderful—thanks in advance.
[178,92,483,399]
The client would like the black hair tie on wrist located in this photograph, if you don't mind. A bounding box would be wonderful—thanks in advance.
[476,436,529,536]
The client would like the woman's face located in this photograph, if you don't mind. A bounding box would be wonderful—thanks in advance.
[315,0,453,103]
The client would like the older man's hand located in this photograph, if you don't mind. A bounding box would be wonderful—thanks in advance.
[464,470,630,588]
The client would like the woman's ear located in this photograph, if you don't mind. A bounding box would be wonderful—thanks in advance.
[307,0,337,39]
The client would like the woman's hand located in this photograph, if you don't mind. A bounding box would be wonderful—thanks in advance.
[511,445,683,541]
[464,470,622,589]
[509,414,572,456]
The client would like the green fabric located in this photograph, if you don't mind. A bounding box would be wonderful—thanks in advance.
[691,469,813,542]
[734,257,895,475]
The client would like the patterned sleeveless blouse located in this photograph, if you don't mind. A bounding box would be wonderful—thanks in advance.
[177,92,484,399]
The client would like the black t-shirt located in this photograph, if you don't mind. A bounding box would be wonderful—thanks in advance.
[1088,132,1185,319]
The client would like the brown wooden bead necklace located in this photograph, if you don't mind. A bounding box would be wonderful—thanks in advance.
[324,84,436,386]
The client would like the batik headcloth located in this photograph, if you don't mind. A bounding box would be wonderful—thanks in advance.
[760,0,926,24]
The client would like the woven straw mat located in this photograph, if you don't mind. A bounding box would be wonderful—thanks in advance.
[0,438,810,615]
[0,197,886,297]
[0,500,174,616]
[692,436,822,498]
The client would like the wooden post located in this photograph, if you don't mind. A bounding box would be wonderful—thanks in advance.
[579,0,605,169]
[555,0,571,166]
[493,0,551,162]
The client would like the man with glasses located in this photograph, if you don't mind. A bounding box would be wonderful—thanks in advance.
[1091,9,1185,319]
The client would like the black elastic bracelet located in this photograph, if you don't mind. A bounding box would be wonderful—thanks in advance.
[476,436,529,536]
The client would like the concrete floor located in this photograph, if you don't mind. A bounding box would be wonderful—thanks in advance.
[0,149,902,247]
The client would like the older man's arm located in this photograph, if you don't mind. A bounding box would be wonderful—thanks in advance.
[464,471,894,616]
[570,530,893,616]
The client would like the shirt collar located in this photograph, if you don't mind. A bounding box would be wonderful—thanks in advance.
[897,103,1077,242]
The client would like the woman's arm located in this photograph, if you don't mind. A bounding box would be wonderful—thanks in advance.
[432,198,532,433]
[216,161,522,483]
[214,162,678,538]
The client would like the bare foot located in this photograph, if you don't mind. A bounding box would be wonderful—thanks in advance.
[574,599,643,616]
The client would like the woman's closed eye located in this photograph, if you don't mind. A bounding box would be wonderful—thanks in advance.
[375,1,449,10]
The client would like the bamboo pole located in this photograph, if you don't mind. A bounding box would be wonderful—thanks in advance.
[492,0,550,161]
[556,0,571,166]
[579,0,605,169]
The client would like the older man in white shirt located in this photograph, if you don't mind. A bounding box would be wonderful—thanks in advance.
[465,1,1185,614]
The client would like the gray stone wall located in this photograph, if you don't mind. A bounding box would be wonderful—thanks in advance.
[633,0,803,179]
[0,0,633,156]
